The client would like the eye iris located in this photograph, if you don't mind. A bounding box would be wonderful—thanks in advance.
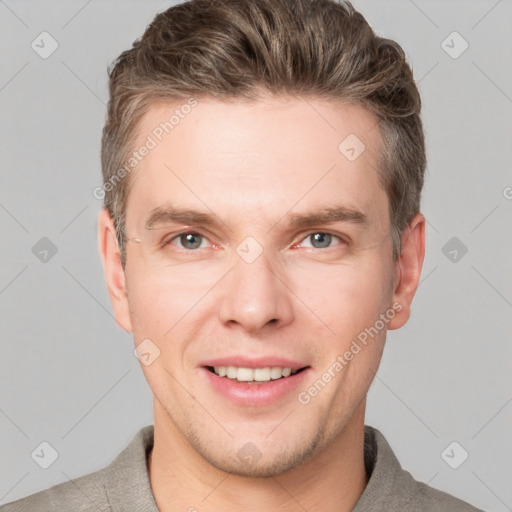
[311,232,331,249]
[181,233,202,249]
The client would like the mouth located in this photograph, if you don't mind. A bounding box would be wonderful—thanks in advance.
[204,365,309,384]
[199,357,312,406]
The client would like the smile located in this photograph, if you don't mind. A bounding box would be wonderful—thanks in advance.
[201,364,311,406]
[207,365,306,383]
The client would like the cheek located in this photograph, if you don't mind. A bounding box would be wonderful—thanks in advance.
[295,259,392,335]
[126,271,180,337]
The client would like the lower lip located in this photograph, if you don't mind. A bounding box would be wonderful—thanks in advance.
[200,367,311,407]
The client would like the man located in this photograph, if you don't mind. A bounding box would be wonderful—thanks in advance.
[2,0,483,510]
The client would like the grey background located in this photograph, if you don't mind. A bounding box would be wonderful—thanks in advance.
[1,0,511,510]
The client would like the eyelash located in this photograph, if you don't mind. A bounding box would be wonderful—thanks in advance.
[161,230,347,252]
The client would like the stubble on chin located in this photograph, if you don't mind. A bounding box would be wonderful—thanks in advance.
[177,415,329,478]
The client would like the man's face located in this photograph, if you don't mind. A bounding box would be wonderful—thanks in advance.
[111,96,405,476]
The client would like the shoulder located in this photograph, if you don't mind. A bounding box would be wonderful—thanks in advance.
[409,479,484,512]
[0,468,110,512]
[1,425,155,512]
[355,426,484,512]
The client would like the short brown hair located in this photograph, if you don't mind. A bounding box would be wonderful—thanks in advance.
[101,0,425,268]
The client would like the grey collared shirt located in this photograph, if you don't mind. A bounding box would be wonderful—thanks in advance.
[0,425,483,511]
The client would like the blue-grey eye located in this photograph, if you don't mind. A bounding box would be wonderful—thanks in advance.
[179,233,203,249]
[309,232,333,249]
[306,232,338,249]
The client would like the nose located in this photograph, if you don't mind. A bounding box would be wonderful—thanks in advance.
[218,249,294,334]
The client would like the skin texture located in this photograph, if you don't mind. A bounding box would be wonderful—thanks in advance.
[98,95,425,512]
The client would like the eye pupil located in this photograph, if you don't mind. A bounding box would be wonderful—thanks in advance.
[180,233,202,249]
[311,232,331,249]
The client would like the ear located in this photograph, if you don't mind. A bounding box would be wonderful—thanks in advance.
[387,213,425,330]
[97,208,132,333]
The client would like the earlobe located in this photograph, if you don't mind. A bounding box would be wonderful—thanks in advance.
[97,208,133,333]
[387,213,426,331]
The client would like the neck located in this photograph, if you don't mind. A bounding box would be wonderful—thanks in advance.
[148,400,368,512]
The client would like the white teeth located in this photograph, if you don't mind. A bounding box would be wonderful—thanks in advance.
[270,367,284,379]
[211,365,299,382]
[214,366,227,377]
[237,367,254,381]
[253,368,271,381]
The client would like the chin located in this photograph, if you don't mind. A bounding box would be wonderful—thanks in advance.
[184,421,327,478]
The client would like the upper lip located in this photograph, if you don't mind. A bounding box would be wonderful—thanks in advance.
[200,356,309,371]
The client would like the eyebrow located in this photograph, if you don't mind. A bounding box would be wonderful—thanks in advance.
[145,206,219,230]
[144,204,369,231]
[286,205,368,230]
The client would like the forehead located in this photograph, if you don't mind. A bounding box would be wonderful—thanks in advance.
[125,95,388,230]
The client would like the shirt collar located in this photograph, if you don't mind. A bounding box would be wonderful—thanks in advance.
[104,425,160,512]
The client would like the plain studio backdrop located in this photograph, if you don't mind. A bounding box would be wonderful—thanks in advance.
[1,1,511,510]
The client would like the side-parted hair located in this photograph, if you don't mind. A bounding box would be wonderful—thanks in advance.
[101,0,425,267]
